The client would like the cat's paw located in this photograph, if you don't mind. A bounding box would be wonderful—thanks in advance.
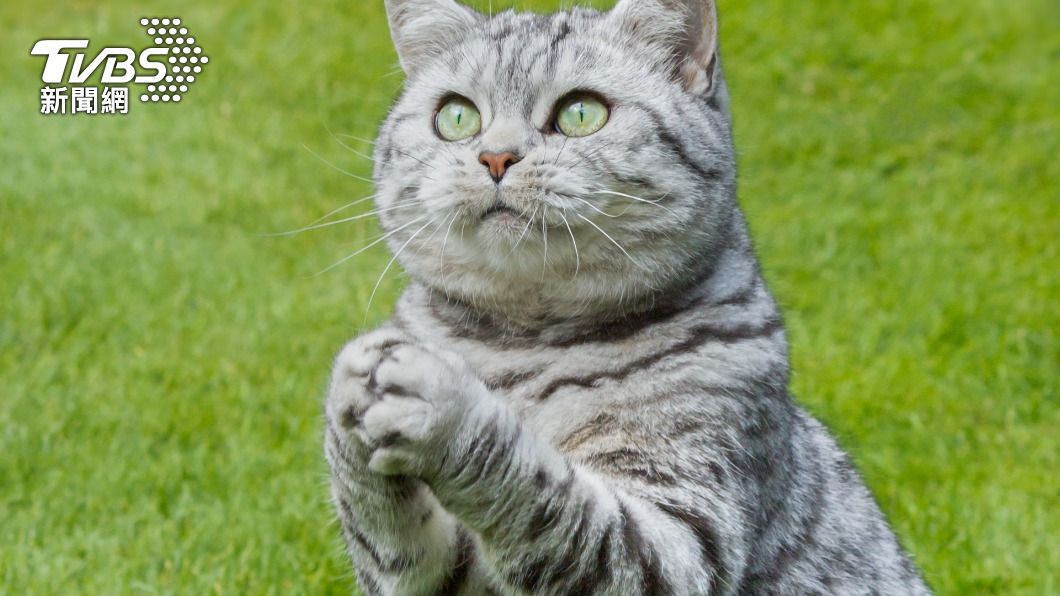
[325,327,414,453]
[354,343,485,478]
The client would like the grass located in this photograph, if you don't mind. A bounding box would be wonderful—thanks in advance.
[0,0,1056,593]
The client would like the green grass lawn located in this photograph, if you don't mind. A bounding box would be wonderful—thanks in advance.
[1,0,1056,593]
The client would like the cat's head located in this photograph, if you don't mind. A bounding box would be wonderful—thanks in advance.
[372,0,738,323]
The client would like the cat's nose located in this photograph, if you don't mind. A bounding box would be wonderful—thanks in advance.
[478,151,522,183]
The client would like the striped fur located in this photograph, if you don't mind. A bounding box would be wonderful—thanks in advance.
[323,0,930,593]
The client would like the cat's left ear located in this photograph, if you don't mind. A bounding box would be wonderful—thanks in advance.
[609,0,721,96]
[384,0,480,74]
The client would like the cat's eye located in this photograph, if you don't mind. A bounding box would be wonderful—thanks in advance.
[435,97,482,141]
[555,94,609,137]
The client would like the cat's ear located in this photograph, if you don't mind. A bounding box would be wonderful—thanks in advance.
[609,0,721,95]
[384,0,480,74]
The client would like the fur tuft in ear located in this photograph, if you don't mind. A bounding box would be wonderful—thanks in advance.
[609,0,720,95]
[384,0,480,75]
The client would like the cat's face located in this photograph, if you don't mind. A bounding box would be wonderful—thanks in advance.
[372,0,736,321]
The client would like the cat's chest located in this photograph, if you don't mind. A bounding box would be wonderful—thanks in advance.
[453,338,660,448]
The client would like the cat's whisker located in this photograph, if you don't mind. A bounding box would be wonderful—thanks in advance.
[302,144,373,183]
[393,153,442,180]
[382,214,449,287]
[558,210,580,278]
[566,196,621,218]
[334,133,375,147]
[333,131,438,175]
[313,216,425,276]
[507,207,537,258]
[324,124,373,162]
[436,212,462,290]
[439,212,460,272]
[552,136,569,167]
[558,139,618,169]
[263,202,420,237]
[363,218,438,322]
[592,190,678,216]
[421,211,453,252]
[540,206,549,281]
[574,213,642,270]
[406,214,453,288]
[303,194,377,227]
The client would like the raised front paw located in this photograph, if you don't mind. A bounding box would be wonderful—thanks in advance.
[325,328,411,439]
[326,329,487,478]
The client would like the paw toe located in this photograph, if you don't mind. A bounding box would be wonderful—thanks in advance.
[367,448,413,476]
[339,404,361,429]
[361,397,433,446]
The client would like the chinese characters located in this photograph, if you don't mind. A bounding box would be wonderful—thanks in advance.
[40,86,129,115]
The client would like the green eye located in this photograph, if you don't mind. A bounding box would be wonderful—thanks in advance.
[435,97,481,141]
[555,95,609,137]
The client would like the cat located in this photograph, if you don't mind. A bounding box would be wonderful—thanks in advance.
[322,0,931,594]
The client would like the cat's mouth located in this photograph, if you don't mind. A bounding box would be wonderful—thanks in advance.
[481,200,521,220]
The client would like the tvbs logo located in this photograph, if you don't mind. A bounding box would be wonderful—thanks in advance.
[32,40,169,85]
[31,17,209,115]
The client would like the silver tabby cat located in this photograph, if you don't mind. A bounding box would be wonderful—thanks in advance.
[323,0,931,593]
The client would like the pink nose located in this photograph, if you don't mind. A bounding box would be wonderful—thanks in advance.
[478,151,522,183]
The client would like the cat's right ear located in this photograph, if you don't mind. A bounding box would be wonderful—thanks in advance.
[609,0,721,96]
[384,0,480,75]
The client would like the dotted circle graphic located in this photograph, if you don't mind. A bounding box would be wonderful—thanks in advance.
[138,16,208,103]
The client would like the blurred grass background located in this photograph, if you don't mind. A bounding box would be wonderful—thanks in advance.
[0,0,1056,593]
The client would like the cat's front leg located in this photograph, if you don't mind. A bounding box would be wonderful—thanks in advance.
[324,328,475,596]
[359,344,731,595]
